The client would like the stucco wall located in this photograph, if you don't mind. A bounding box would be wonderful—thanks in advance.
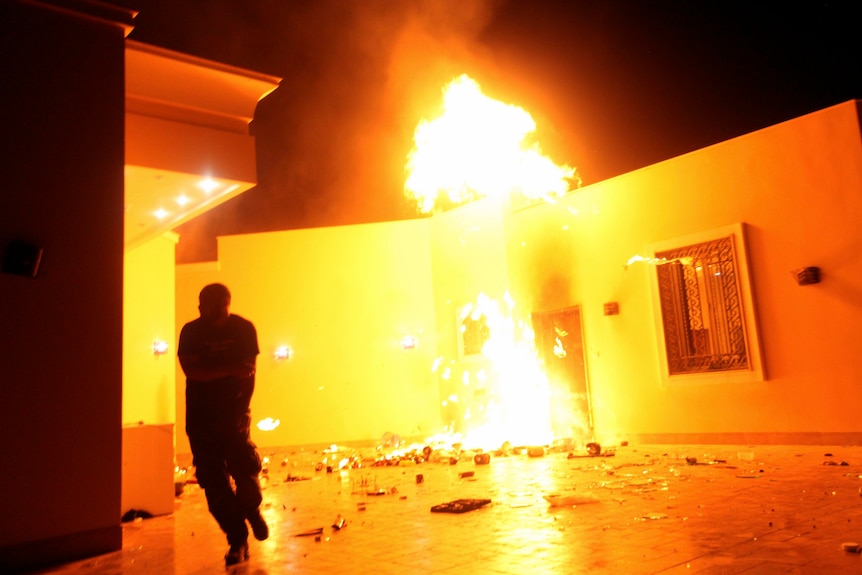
[175,219,441,452]
[174,100,862,452]
[0,1,128,570]
[509,100,862,444]
[123,234,177,426]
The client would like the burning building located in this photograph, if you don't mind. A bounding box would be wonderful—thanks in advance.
[175,98,862,456]
[3,0,862,571]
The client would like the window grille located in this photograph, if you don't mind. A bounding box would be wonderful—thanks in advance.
[655,235,750,375]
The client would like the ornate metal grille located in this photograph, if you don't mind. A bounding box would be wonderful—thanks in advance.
[656,235,749,375]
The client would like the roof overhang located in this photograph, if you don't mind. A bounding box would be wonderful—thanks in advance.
[124,39,281,250]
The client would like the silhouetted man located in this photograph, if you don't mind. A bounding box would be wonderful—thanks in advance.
[178,283,268,566]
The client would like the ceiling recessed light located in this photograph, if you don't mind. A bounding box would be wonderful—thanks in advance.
[198,178,219,194]
[154,208,169,219]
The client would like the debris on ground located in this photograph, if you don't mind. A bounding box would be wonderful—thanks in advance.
[543,494,601,507]
[285,473,311,482]
[566,442,618,459]
[121,509,153,522]
[431,499,492,513]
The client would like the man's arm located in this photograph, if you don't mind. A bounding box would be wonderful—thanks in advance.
[178,352,255,381]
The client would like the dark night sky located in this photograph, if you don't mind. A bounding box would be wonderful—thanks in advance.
[124,0,862,262]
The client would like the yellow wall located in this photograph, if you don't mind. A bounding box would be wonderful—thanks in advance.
[508,100,862,444]
[123,233,177,425]
[175,219,441,453]
[429,198,512,361]
[175,100,862,450]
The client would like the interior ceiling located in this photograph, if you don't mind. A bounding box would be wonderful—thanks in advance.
[124,165,251,250]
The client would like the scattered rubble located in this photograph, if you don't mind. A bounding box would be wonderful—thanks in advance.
[170,442,862,569]
[543,494,600,507]
[431,499,492,513]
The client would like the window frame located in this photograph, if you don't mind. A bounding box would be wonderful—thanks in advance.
[647,223,766,385]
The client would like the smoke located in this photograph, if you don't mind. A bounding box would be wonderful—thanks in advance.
[129,0,862,262]
[249,0,504,227]
[127,0,503,262]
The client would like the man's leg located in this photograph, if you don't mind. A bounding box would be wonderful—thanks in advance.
[226,433,267,540]
[189,433,249,547]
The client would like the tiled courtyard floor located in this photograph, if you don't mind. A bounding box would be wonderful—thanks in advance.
[26,443,862,574]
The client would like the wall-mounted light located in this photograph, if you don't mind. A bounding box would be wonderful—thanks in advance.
[603,302,620,316]
[2,240,43,278]
[274,345,293,360]
[401,335,418,350]
[153,339,169,355]
[792,266,820,286]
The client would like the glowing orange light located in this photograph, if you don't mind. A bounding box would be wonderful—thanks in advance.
[152,339,169,355]
[274,345,293,360]
[553,336,567,359]
[197,178,219,194]
[625,254,694,269]
[256,417,280,431]
[404,74,578,213]
[434,293,561,450]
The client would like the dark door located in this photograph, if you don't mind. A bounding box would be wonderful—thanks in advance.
[531,306,593,441]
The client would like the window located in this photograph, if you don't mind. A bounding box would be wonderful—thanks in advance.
[649,223,764,383]
[460,313,490,357]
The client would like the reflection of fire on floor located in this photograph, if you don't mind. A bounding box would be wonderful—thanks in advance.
[174,441,862,525]
[39,443,862,574]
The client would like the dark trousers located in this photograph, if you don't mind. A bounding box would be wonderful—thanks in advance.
[187,418,262,546]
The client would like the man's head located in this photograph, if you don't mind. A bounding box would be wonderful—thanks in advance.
[198,283,231,323]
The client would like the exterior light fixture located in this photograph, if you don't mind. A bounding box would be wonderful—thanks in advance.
[152,340,169,355]
[274,345,293,360]
[792,266,820,285]
[2,240,43,278]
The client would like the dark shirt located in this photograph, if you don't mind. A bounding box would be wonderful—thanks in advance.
[178,314,259,429]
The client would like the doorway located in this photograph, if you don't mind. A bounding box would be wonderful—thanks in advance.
[531,306,593,442]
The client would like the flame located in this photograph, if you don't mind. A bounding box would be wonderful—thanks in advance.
[256,417,280,432]
[553,336,567,359]
[437,292,565,450]
[405,75,578,213]
[625,254,695,269]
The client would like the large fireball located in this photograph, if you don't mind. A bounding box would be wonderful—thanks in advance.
[405,74,578,213]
